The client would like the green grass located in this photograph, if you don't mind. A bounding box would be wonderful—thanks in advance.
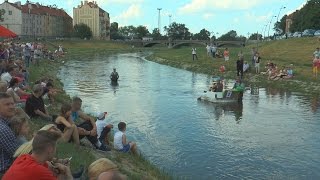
[27,41,171,179]
[146,37,320,95]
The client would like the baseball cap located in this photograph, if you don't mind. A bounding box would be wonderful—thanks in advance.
[97,112,107,120]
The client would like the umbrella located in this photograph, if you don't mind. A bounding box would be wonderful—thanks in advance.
[0,25,17,38]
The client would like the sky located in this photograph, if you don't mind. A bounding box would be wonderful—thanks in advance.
[8,0,307,37]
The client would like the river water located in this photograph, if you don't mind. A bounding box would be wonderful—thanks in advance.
[58,53,320,179]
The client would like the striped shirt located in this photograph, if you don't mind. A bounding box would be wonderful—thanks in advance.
[0,116,18,173]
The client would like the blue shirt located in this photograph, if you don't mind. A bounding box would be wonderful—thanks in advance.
[71,111,79,122]
[0,116,18,173]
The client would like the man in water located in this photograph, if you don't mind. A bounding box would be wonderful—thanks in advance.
[110,68,119,82]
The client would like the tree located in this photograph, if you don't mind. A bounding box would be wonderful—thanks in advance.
[74,23,92,39]
[274,15,286,34]
[288,0,320,32]
[135,25,149,39]
[193,28,210,40]
[249,33,262,40]
[118,25,137,39]
[110,22,124,40]
[164,22,192,40]
[151,28,161,40]
[217,30,238,41]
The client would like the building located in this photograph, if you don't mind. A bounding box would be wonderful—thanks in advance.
[73,1,110,40]
[285,14,294,33]
[0,0,73,38]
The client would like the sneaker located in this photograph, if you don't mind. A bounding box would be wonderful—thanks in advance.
[98,144,111,151]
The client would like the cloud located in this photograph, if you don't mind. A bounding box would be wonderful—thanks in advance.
[245,12,272,23]
[112,4,142,23]
[178,0,265,14]
[202,13,214,20]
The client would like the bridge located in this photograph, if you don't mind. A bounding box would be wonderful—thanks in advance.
[128,40,245,48]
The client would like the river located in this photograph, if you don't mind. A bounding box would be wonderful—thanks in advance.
[58,53,320,179]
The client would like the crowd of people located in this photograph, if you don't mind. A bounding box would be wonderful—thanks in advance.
[0,38,136,179]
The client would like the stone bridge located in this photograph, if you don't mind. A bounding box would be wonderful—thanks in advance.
[130,40,245,48]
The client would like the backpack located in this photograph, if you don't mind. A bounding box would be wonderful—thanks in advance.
[256,57,261,63]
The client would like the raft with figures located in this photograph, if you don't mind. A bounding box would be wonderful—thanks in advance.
[197,77,244,103]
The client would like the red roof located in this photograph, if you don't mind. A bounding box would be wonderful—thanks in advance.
[6,2,71,19]
[0,25,17,38]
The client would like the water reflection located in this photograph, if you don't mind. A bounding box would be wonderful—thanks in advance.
[58,53,320,179]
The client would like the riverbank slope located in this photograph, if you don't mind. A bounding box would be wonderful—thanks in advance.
[146,37,320,94]
[29,40,170,179]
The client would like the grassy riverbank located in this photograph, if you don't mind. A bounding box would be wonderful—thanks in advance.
[146,37,320,95]
[28,40,170,179]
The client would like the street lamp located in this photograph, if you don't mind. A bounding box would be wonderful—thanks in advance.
[268,15,276,38]
[157,8,162,34]
[276,6,286,23]
[168,14,172,26]
[263,24,268,40]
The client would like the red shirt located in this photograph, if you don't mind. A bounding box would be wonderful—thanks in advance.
[2,154,57,180]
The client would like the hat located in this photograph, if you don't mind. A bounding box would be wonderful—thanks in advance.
[97,112,107,120]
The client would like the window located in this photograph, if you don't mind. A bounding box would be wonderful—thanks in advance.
[8,11,12,15]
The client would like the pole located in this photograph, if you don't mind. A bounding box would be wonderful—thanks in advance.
[169,14,172,26]
[268,15,276,38]
[157,8,162,34]
[275,6,286,39]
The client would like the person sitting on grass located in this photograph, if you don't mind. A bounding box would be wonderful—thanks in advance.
[6,78,27,106]
[54,103,80,146]
[88,158,126,180]
[42,81,60,104]
[3,130,73,180]
[114,122,137,154]
[272,66,288,80]
[71,97,110,151]
[0,93,19,175]
[219,64,225,73]
[9,116,30,146]
[96,112,113,146]
[25,84,52,121]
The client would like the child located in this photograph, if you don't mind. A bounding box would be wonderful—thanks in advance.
[223,48,229,61]
[96,112,113,145]
[219,64,225,73]
[10,116,29,146]
[114,122,137,154]
[313,56,319,77]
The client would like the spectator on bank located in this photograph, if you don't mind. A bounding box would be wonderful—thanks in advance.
[25,84,51,121]
[254,53,261,74]
[88,158,122,180]
[96,112,113,145]
[33,46,42,66]
[1,65,17,85]
[243,61,250,73]
[206,45,211,57]
[251,47,257,65]
[219,64,226,73]
[192,48,198,61]
[313,47,320,58]
[3,130,73,180]
[313,56,320,77]
[23,44,31,68]
[54,103,80,146]
[223,48,230,61]
[0,81,7,92]
[71,97,110,151]
[0,93,19,175]
[114,122,137,154]
[6,78,26,105]
[211,45,217,58]
[9,116,29,146]
[236,58,244,78]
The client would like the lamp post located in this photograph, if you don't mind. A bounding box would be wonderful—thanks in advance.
[157,8,162,34]
[268,15,276,38]
[263,24,267,40]
[168,14,172,26]
[275,6,286,39]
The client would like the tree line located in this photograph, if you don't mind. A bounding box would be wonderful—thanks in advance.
[275,0,320,33]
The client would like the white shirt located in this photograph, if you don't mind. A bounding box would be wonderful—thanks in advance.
[192,48,196,54]
[96,119,108,138]
[114,131,124,150]
[1,72,12,84]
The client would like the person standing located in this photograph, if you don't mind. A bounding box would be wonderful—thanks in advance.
[313,47,320,58]
[211,45,216,58]
[192,48,198,61]
[254,53,261,74]
[223,48,229,61]
[251,47,257,65]
[236,58,244,78]
[23,44,31,68]
[206,45,211,57]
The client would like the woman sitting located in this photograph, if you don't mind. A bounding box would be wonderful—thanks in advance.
[6,78,27,107]
[54,103,80,146]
